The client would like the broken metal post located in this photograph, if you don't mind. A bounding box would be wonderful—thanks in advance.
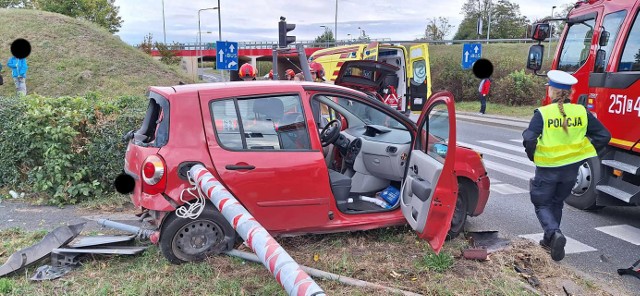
[189,164,325,296]
[97,219,157,241]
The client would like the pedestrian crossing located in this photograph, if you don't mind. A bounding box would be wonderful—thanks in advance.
[519,224,640,254]
[458,138,534,196]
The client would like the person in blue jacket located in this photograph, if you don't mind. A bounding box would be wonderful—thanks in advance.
[7,55,28,96]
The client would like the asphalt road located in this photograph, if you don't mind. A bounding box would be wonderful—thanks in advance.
[452,116,640,294]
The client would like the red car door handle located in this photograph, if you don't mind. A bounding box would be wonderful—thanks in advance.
[225,164,256,170]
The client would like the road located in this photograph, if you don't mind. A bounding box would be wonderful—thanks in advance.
[454,118,640,293]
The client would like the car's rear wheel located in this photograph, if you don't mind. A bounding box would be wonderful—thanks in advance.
[447,180,471,240]
[566,157,603,211]
[160,203,237,264]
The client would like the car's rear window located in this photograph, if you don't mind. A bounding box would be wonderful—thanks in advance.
[133,92,170,147]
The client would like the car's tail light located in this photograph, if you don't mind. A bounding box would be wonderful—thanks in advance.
[141,155,166,195]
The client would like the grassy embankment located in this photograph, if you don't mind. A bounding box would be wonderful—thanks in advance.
[0,9,192,98]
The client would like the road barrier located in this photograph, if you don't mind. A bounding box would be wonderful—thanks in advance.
[189,164,325,296]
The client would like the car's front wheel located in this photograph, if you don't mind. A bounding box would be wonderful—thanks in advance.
[447,180,472,240]
[159,203,237,264]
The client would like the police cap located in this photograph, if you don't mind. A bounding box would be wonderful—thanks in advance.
[547,70,578,90]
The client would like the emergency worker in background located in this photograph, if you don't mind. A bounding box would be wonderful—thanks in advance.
[309,62,326,82]
[284,69,295,80]
[238,63,257,81]
[522,70,610,261]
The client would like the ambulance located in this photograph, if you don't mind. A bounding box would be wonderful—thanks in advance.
[309,42,432,114]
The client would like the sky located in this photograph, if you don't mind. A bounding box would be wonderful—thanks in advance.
[113,0,575,45]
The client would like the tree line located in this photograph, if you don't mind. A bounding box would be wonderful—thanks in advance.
[0,0,122,33]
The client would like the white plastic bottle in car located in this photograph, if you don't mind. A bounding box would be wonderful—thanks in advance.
[359,196,390,209]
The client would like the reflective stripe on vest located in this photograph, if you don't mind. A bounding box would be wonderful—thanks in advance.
[533,103,597,167]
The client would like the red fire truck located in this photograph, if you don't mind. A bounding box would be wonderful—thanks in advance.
[526,0,640,210]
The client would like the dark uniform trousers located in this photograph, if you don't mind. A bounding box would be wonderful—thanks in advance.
[529,162,582,241]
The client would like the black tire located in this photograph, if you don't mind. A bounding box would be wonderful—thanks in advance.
[566,157,604,211]
[447,181,470,240]
[159,202,237,264]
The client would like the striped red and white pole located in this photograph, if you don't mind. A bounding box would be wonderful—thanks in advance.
[189,165,325,296]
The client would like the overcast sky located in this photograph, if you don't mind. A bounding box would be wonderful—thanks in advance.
[113,0,574,45]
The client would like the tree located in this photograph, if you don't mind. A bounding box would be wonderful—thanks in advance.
[35,0,123,33]
[454,0,528,40]
[424,17,453,40]
[0,0,35,8]
[314,29,335,46]
[138,33,153,55]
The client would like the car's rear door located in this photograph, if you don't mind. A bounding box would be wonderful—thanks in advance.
[199,88,332,232]
[400,91,457,253]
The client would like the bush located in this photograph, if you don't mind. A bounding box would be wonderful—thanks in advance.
[0,94,146,205]
[492,70,546,106]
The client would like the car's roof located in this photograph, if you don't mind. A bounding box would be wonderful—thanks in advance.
[148,80,364,98]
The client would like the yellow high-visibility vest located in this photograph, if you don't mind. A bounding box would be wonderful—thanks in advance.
[534,103,597,167]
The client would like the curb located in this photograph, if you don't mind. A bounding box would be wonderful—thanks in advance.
[456,112,530,130]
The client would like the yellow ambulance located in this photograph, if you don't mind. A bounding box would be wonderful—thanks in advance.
[309,42,432,114]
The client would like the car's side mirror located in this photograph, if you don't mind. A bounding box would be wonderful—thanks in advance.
[526,45,544,71]
[599,30,610,46]
[532,23,551,41]
[594,49,606,73]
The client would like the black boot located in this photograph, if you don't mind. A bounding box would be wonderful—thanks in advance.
[550,231,566,261]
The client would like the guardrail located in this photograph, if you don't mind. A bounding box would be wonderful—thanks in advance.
[142,38,556,51]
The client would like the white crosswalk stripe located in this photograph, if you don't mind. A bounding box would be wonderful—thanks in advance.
[479,140,525,153]
[491,183,529,195]
[595,224,640,245]
[482,159,534,181]
[519,233,597,254]
[459,141,534,167]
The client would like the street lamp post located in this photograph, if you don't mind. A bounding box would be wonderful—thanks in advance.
[198,7,218,79]
[334,0,338,43]
[161,0,166,43]
[320,25,329,47]
[358,26,365,40]
[548,5,556,58]
[347,33,352,44]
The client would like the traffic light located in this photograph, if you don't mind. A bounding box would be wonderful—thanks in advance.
[278,16,296,48]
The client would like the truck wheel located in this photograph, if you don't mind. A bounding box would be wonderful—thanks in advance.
[447,180,471,240]
[160,203,237,264]
[566,157,603,211]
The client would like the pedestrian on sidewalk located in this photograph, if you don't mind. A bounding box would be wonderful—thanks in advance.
[7,55,28,96]
[478,76,491,114]
[522,70,610,262]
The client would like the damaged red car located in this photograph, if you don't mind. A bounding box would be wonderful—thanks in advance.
[117,61,490,264]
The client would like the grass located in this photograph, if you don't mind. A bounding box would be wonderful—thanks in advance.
[0,226,626,295]
[454,101,536,119]
[0,9,193,98]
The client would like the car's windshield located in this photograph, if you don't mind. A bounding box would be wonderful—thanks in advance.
[333,96,406,130]
[557,18,596,72]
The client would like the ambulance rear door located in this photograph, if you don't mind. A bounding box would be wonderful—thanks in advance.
[408,44,432,111]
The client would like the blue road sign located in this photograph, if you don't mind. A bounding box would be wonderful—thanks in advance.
[461,43,482,69]
[216,41,238,70]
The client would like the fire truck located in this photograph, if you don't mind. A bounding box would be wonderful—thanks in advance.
[526,0,640,210]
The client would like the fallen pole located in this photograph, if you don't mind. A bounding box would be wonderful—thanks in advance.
[227,249,423,296]
[190,164,325,296]
[97,219,157,241]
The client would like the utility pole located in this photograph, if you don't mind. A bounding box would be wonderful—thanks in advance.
[334,0,338,46]
[486,0,491,43]
[162,0,166,43]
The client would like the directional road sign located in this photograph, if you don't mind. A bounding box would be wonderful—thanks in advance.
[461,43,482,70]
[216,41,239,70]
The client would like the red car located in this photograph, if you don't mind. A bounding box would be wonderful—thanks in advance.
[118,62,490,263]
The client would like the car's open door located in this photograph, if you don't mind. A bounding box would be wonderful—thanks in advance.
[362,41,379,61]
[407,44,432,112]
[400,91,457,253]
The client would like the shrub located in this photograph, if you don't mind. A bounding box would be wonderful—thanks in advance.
[492,70,546,106]
[0,94,146,205]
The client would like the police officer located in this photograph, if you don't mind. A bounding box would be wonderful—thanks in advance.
[522,70,611,261]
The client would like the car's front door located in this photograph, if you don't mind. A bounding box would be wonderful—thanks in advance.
[401,91,457,253]
[200,91,332,232]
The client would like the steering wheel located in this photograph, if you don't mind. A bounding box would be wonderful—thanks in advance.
[320,119,342,147]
